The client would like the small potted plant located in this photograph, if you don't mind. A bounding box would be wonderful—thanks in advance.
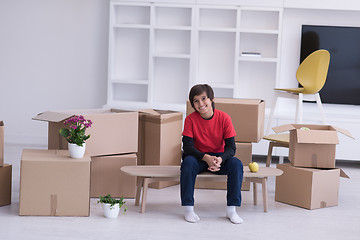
[59,115,92,158]
[98,194,127,219]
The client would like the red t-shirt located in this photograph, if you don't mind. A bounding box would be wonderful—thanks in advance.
[182,109,236,153]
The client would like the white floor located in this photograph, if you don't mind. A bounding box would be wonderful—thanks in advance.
[1,143,360,240]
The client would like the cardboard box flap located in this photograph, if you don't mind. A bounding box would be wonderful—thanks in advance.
[32,111,74,123]
[140,110,182,124]
[272,124,295,133]
[139,109,161,115]
[215,98,263,105]
[296,130,339,144]
[331,126,354,139]
[340,169,350,179]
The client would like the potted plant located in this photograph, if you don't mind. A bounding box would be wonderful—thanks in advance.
[98,194,127,219]
[59,115,92,158]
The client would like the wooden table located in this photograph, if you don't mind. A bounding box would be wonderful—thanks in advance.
[121,165,283,213]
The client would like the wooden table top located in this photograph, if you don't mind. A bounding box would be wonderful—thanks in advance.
[121,165,283,178]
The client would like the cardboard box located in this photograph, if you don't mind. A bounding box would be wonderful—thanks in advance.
[275,163,349,210]
[272,124,353,168]
[91,154,137,198]
[0,164,12,207]
[19,149,91,216]
[0,121,4,166]
[138,109,183,189]
[187,98,265,143]
[33,109,138,157]
[195,142,252,191]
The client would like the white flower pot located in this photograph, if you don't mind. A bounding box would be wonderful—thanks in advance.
[103,203,120,219]
[68,142,86,158]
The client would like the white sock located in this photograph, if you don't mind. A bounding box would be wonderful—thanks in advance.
[183,206,200,223]
[226,206,243,224]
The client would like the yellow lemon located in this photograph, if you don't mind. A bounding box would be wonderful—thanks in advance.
[249,162,259,172]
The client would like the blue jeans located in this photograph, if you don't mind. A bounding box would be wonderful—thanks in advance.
[180,153,244,206]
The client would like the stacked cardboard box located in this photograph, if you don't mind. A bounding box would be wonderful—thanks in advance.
[19,149,91,216]
[186,98,265,191]
[32,109,139,198]
[138,109,183,189]
[272,124,352,210]
[0,121,12,207]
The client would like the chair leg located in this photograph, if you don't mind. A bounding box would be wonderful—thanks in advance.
[295,93,303,124]
[315,93,327,124]
[266,95,278,135]
[266,142,275,167]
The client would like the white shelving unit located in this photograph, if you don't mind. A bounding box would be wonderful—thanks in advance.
[106,1,283,112]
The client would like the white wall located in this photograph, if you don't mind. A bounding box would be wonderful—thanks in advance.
[0,0,109,144]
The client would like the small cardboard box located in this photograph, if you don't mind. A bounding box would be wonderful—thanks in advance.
[187,98,265,143]
[0,121,4,166]
[195,142,252,191]
[275,163,349,210]
[272,124,353,168]
[19,149,91,216]
[0,164,12,207]
[138,109,183,189]
[33,109,138,157]
[91,154,137,198]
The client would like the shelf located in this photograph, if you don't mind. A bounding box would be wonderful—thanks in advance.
[239,28,279,34]
[199,8,237,29]
[112,83,148,102]
[154,6,192,27]
[154,29,191,55]
[198,27,237,32]
[113,4,151,25]
[108,1,282,117]
[113,24,150,29]
[153,53,191,59]
[110,79,149,85]
[239,57,278,62]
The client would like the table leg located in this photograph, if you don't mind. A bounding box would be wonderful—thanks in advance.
[262,178,268,213]
[253,182,257,206]
[135,176,143,206]
[140,178,150,213]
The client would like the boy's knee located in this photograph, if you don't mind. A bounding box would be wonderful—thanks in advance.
[228,157,243,170]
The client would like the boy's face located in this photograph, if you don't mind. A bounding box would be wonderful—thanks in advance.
[192,92,213,116]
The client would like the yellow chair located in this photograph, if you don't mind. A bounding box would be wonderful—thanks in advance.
[266,49,330,135]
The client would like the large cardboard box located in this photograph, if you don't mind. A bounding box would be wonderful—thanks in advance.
[275,163,349,210]
[195,142,252,191]
[91,154,137,198]
[138,109,183,189]
[187,98,265,143]
[33,109,138,157]
[0,121,4,166]
[19,149,91,216]
[0,164,12,207]
[272,124,353,168]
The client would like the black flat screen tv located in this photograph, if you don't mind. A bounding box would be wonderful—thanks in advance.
[300,25,360,105]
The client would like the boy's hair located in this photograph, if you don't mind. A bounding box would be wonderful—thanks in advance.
[189,84,215,110]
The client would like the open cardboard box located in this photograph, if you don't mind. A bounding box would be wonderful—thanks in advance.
[272,124,353,168]
[275,163,349,210]
[33,109,138,157]
[187,98,265,143]
[138,109,183,189]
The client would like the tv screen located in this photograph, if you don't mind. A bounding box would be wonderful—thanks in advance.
[300,25,360,105]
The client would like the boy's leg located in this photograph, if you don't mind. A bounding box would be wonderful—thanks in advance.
[180,155,207,223]
[218,156,244,224]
